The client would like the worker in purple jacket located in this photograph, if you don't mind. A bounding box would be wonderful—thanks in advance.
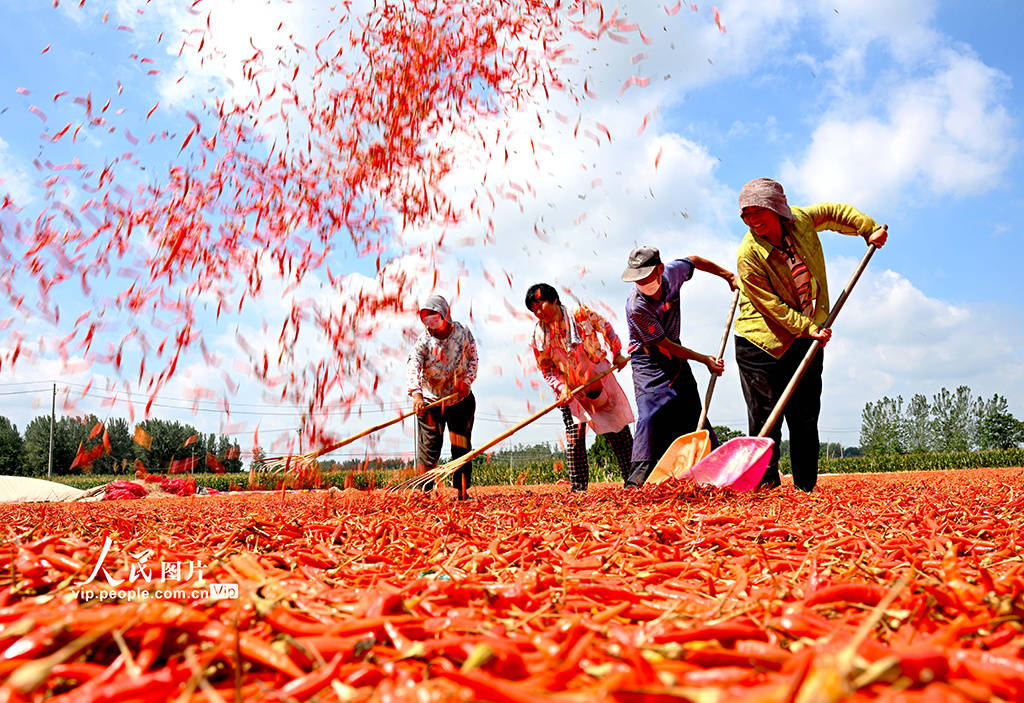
[622,245,738,487]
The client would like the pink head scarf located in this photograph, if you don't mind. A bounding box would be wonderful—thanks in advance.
[738,177,794,222]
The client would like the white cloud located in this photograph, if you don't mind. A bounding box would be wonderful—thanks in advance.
[807,0,941,80]
[780,50,1015,210]
[375,90,753,450]
[0,137,32,206]
[542,0,801,108]
[145,0,321,111]
[817,259,1024,442]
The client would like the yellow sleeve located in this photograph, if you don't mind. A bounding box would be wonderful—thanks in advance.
[804,202,879,239]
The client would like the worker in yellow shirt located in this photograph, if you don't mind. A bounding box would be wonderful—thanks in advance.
[734,177,888,492]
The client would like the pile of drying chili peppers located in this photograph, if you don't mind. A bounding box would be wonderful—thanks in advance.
[2,467,1022,701]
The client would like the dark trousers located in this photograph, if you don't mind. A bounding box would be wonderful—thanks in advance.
[417,393,475,498]
[560,407,634,491]
[735,336,823,492]
[626,359,719,488]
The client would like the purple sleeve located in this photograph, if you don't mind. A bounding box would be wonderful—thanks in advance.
[666,258,695,289]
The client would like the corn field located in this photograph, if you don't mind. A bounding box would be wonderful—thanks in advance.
[781,447,1024,475]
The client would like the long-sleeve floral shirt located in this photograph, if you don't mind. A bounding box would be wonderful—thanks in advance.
[531,304,622,394]
[406,322,478,402]
[531,303,633,434]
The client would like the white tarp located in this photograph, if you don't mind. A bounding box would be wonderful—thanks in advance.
[0,475,85,503]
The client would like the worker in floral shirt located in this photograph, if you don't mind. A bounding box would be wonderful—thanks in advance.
[406,295,478,499]
[526,283,634,491]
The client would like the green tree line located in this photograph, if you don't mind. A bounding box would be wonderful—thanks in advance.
[860,386,1023,456]
[0,414,243,476]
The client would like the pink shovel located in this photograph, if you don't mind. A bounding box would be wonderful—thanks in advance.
[687,239,881,490]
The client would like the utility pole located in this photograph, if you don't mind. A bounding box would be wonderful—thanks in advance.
[47,384,55,479]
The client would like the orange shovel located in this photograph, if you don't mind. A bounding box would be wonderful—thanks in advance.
[647,288,740,484]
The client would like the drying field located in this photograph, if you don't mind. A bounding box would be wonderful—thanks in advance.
[1,468,1022,702]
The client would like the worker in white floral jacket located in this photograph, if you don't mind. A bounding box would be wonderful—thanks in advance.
[406,295,478,499]
[526,283,634,491]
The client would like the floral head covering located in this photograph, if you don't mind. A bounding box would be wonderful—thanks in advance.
[738,177,794,222]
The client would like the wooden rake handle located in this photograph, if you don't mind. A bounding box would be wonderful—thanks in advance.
[309,392,458,460]
[759,241,879,438]
[430,360,628,477]
[697,288,741,431]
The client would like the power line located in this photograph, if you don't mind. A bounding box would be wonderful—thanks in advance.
[0,380,572,426]
[0,379,870,435]
[59,379,413,413]
[0,378,412,413]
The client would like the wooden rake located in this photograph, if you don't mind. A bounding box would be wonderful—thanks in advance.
[389,361,627,494]
[252,393,457,475]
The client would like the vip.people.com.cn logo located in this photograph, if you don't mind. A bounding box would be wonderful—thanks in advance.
[70,536,239,602]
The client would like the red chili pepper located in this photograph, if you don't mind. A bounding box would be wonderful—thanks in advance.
[0,467,1021,701]
[23,535,61,551]
[290,634,366,665]
[920,584,962,613]
[432,666,557,703]
[977,623,1016,650]
[49,661,107,682]
[677,666,762,686]
[619,605,662,621]
[589,600,631,624]
[264,607,331,637]
[894,649,950,686]
[951,650,1024,699]
[196,621,304,678]
[12,549,47,583]
[86,661,194,703]
[41,545,86,574]
[0,625,59,663]
[684,646,786,671]
[134,626,166,674]
[36,649,128,703]
[277,653,344,700]
[652,622,769,646]
[803,582,888,607]
[770,608,834,639]
[341,663,386,688]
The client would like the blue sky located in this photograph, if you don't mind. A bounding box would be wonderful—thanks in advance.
[0,0,1021,464]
